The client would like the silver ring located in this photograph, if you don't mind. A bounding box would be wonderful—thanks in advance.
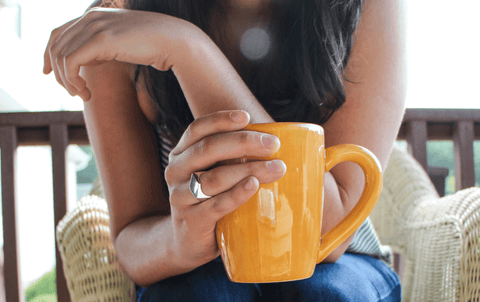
[189,172,212,200]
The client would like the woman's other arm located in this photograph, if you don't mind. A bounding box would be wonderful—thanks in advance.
[80,60,185,286]
[321,0,406,261]
[172,0,407,262]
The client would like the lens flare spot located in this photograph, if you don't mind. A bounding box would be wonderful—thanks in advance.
[240,27,271,61]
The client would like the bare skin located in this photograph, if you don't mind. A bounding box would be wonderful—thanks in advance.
[43,0,406,288]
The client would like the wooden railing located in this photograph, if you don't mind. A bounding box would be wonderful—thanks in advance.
[0,111,88,302]
[0,109,479,302]
[398,109,479,191]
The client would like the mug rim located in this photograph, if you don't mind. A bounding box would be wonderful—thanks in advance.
[244,122,324,134]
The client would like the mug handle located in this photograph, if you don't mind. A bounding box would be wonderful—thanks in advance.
[317,144,383,263]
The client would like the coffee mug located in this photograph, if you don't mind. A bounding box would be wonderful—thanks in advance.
[215,122,383,283]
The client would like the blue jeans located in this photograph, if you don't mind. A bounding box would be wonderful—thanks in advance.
[136,253,401,302]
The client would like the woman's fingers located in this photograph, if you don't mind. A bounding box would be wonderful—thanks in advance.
[49,46,69,91]
[167,110,281,183]
[44,17,85,97]
[192,176,260,224]
[197,159,286,197]
[169,110,250,159]
[54,31,103,97]
[45,9,109,99]
[54,45,81,96]
[166,128,281,185]
[43,17,81,75]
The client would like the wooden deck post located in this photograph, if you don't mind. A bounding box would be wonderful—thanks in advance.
[406,120,428,171]
[50,124,71,302]
[453,120,475,190]
[0,126,23,302]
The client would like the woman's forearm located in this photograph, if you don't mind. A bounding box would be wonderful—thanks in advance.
[171,33,274,123]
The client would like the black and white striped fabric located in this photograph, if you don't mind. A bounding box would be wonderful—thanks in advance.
[152,124,393,267]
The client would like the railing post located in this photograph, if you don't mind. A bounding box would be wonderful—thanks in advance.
[0,126,23,302]
[406,120,428,171]
[453,120,475,190]
[49,124,71,302]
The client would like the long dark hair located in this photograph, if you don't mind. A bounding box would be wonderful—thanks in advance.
[101,0,362,146]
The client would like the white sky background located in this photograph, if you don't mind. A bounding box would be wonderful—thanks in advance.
[1,0,480,289]
[405,1,480,108]
[0,0,92,111]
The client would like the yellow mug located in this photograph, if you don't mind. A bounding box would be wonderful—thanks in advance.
[215,122,383,283]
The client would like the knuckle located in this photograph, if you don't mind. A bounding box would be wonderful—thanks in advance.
[55,53,65,65]
[64,58,79,85]
[173,211,187,226]
[163,164,175,185]
[247,162,259,176]
[210,198,224,213]
[63,52,71,63]
[185,121,198,139]
[177,212,191,225]
[65,72,76,86]
[51,27,62,36]
[168,187,182,207]
[86,19,107,33]
[63,54,74,69]
[200,171,220,190]
[49,43,58,56]
[228,189,245,207]
[167,151,176,166]
[94,29,109,43]
[196,137,211,155]
[172,205,194,225]
[238,131,250,146]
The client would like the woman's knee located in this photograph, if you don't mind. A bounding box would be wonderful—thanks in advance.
[262,254,400,302]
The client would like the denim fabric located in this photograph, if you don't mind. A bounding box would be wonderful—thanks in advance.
[136,253,401,302]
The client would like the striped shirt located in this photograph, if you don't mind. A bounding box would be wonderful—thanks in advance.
[151,123,393,267]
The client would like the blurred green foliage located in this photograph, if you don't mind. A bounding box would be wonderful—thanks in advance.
[76,145,98,184]
[427,141,480,195]
[25,267,56,302]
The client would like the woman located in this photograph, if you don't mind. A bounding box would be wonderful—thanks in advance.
[43,0,405,300]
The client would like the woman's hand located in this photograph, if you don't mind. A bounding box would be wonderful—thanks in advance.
[165,110,286,269]
[43,7,203,102]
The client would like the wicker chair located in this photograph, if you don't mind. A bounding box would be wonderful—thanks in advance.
[56,144,480,301]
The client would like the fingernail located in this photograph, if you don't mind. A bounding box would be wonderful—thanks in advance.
[244,177,257,190]
[230,111,247,123]
[261,134,278,149]
[266,160,284,173]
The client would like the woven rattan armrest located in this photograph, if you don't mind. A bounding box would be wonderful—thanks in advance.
[370,144,480,301]
[400,187,480,301]
[56,195,135,302]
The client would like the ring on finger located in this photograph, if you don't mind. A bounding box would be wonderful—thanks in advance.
[189,172,212,201]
